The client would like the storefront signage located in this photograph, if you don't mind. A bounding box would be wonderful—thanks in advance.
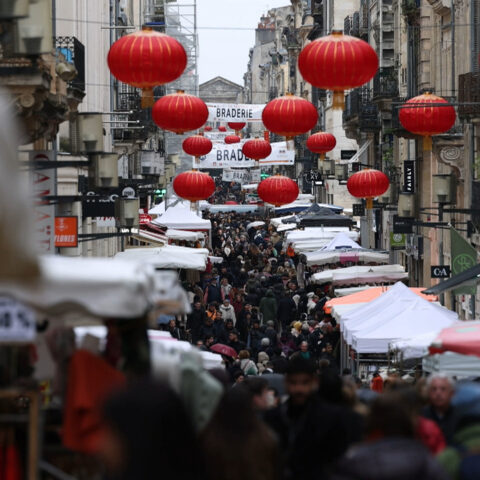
[0,297,36,343]
[404,160,415,193]
[390,232,406,250]
[431,265,451,278]
[393,215,414,234]
[196,141,294,168]
[353,204,365,216]
[32,152,55,254]
[341,150,357,160]
[55,216,78,247]
[207,103,265,122]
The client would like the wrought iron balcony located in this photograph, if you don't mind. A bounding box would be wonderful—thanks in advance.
[343,87,379,131]
[458,72,480,119]
[372,67,398,100]
[391,97,416,139]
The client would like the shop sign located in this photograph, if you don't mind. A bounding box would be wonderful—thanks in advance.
[431,265,451,278]
[353,204,365,216]
[0,297,36,343]
[341,150,357,160]
[139,214,152,225]
[55,216,78,247]
[390,232,406,250]
[404,161,415,193]
[393,215,414,234]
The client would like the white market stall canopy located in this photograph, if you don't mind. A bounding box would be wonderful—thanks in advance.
[304,232,389,266]
[0,255,189,319]
[338,283,457,354]
[165,229,205,241]
[334,286,374,296]
[115,245,209,271]
[390,330,445,360]
[284,227,358,245]
[152,205,211,231]
[311,264,407,285]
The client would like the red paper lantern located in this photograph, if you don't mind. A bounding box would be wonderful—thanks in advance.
[257,175,299,207]
[262,93,318,139]
[224,134,241,144]
[307,132,337,160]
[173,170,215,202]
[347,169,390,209]
[182,135,213,166]
[204,126,213,132]
[399,93,456,151]
[298,31,378,110]
[152,90,208,134]
[227,122,246,135]
[242,138,272,162]
[107,26,187,108]
[218,126,227,132]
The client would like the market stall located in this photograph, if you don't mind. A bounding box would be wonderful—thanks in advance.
[311,264,408,285]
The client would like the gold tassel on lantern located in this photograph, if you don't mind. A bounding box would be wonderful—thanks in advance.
[141,87,155,108]
[332,91,345,110]
[423,135,432,151]
[366,198,373,209]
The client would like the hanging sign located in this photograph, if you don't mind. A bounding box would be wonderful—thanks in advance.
[0,297,36,343]
[206,103,265,122]
[404,160,415,193]
[32,152,55,254]
[204,131,230,143]
[222,169,261,184]
[390,232,406,250]
[431,265,451,278]
[393,215,414,234]
[353,204,365,216]
[55,216,78,247]
[195,141,294,168]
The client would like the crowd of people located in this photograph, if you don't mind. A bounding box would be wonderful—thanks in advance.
[124,205,480,480]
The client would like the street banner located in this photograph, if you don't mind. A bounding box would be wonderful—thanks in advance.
[207,103,265,122]
[204,131,230,142]
[450,227,477,295]
[195,141,295,169]
[222,169,261,184]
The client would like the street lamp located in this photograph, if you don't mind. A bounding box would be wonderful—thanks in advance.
[115,197,140,229]
[0,0,29,19]
[76,112,104,153]
[432,174,455,204]
[398,192,416,217]
[91,153,119,188]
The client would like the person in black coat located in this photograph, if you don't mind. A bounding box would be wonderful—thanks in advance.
[198,317,215,343]
[186,301,206,344]
[212,311,228,344]
[264,357,351,480]
[277,294,297,330]
[204,279,222,304]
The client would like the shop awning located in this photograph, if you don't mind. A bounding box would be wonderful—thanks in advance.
[422,264,480,295]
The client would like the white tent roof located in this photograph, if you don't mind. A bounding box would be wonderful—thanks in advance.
[334,286,374,296]
[320,232,361,250]
[152,206,211,231]
[337,283,457,353]
[0,255,187,319]
[390,330,443,360]
[312,264,407,285]
[149,197,191,215]
[285,227,354,242]
[166,229,204,241]
[115,245,208,271]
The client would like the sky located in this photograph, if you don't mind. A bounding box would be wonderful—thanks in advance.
[197,0,291,87]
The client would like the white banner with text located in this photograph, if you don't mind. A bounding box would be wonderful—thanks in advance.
[206,103,265,122]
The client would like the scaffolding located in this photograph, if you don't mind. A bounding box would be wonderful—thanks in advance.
[143,0,198,173]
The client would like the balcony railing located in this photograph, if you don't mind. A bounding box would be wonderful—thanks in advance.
[55,36,85,92]
[372,67,398,100]
[343,87,380,132]
[458,72,480,119]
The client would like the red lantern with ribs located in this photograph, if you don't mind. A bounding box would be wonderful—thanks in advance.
[242,138,272,163]
[224,135,241,144]
[182,135,213,166]
[262,94,318,140]
[307,132,337,161]
[257,175,299,207]
[298,31,378,110]
[173,170,215,202]
[152,90,208,134]
[107,26,187,108]
[227,122,246,135]
[399,93,456,151]
[347,169,390,209]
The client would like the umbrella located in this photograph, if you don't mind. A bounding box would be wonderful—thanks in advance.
[210,343,238,359]
[247,221,265,229]
[225,200,238,205]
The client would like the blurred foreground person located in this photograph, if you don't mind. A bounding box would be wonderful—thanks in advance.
[264,357,350,480]
[200,386,279,480]
[100,379,203,480]
[329,392,450,480]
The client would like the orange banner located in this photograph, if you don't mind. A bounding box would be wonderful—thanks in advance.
[55,216,78,247]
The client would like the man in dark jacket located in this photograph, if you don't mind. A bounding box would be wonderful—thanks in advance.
[277,293,297,330]
[204,279,222,304]
[227,329,246,353]
[212,311,227,344]
[264,357,350,480]
[259,289,277,326]
[186,301,206,344]
[198,316,215,343]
